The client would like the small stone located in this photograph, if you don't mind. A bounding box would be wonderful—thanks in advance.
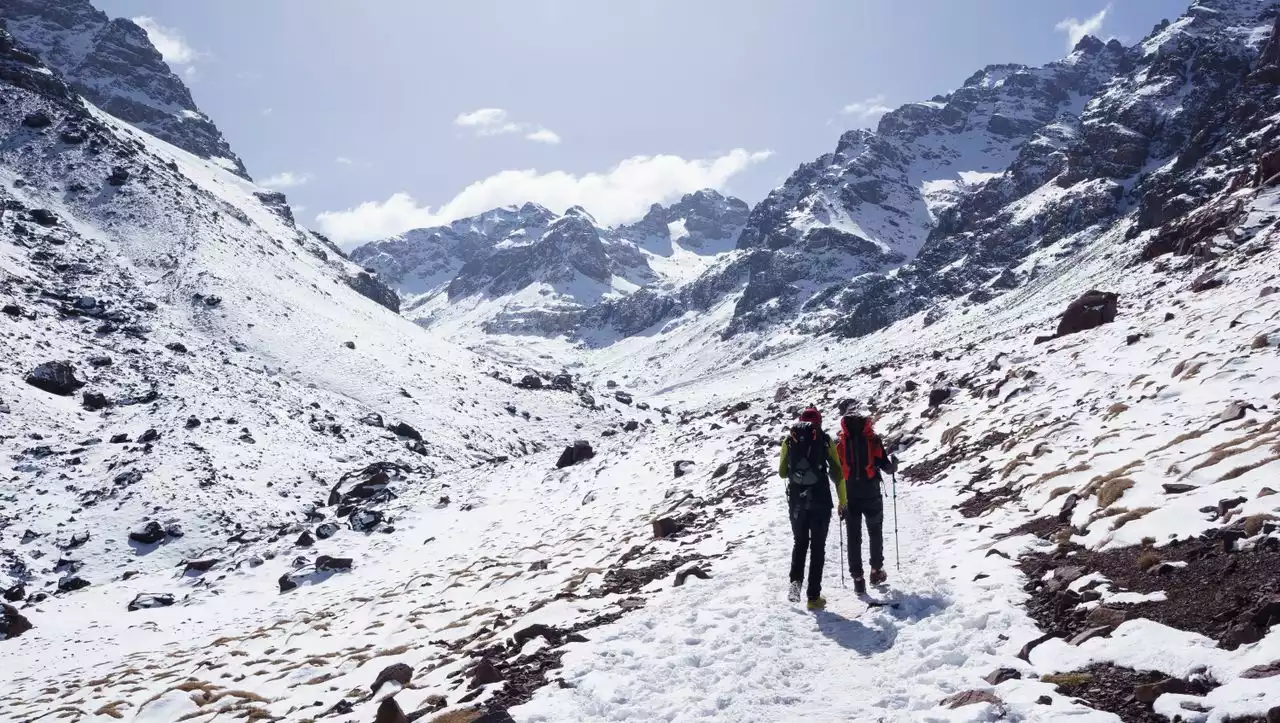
[1086,606,1128,628]
[185,416,201,429]
[983,668,1021,685]
[941,690,1001,709]
[1068,625,1113,646]
[164,342,188,354]
[1162,483,1198,494]
[673,566,710,587]
[652,518,681,539]
[316,555,352,572]
[1133,677,1188,704]
[295,531,315,547]
[127,593,175,611]
[469,658,502,688]
[1036,695,1052,705]
[129,521,165,545]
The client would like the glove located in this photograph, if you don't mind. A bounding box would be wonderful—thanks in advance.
[838,505,846,520]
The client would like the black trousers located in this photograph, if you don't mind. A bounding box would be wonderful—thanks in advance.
[845,495,884,577]
[788,499,831,601]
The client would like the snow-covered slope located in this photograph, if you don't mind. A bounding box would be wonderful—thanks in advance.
[2,2,1280,723]
[0,0,250,177]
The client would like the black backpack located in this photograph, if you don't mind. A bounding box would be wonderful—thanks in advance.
[787,422,828,487]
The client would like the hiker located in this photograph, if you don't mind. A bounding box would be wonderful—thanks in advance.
[836,405,897,595]
[779,406,846,609]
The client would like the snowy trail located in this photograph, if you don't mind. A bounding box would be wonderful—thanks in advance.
[515,479,1059,723]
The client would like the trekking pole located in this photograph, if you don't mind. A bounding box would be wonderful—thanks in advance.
[838,515,845,588]
[891,470,901,572]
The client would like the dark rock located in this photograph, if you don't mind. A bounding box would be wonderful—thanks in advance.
[25,361,85,396]
[1133,677,1188,704]
[555,440,594,468]
[371,662,414,695]
[1057,493,1080,523]
[346,272,400,313]
[373,699,408,723]
[138,429,160,444]
[1056,290,1119,337]
[928,387,955,407]
[1036,696,1052,705]
[316,555,353,571]
[2,303,22,317]
[315,522,339,540]
[983,668,1022,685]
[1190,270,1225,293]
[3,584,24,602]
[387,422,422,441]
[1086,606,1128,628]
[127,593,175,611]
[129,521,165,545]
[1240,661,1280,679]
[652,517,681,539]
[470,658,502,688]
[712,463,730,478]
[57,576,90,593]
[517,374,544,390]
[29,209,58,226]
[511,623,560,649]
[295,531,315,547]
[278,573,299,593]
[614,391,633,405]
[183,559,218,575]
[529,560,549,571]
[107,166,129,186]
[185,416,201,429]
[343,341,356,349]
[942,690,1002,709]
[623,420,639,432]
[673,566,710,587]
[81,391,111,411]
[1017,633,1056,662]
[165,523,183,538]
[109,433,129,444]
[673,460,695,478]
[1162,483,1198,494]
[165,342,187,353]
[1126,333,1143,346]
[21,111,52,128]
[1,603,33,639]
[1068,625,1113,646]
[349,508,384,533]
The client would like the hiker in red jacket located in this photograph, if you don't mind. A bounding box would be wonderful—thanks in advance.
[836,406,897,595]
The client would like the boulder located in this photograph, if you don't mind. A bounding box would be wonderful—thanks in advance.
[1055,290,1118,337]
[315,522,339,540]
[373,699,408,723]
[942,690,1002,709]
[165,342,188,353]
[1067,625,1113,646]
[983,668,1022,685]
[1133,677,1189,704]
[185,416,201,429]
[349,508,384,533]
[673,460,695,478]
[129,521,165,545]
[623,420,639,432]
[1162,483,1198,494]
[371,662,413,695]
[57,576,90,593]
[550,373,574,391]
[295,531,315,547]
[25,361,84,396]
[127,593,175,611]
[673,566,711,587]
[82,391,111,411]
[1086,606,1128,628]
[652,517,681,539]
[1,604,33,640]
[183,559,219,575]
[555,440,594,468]
[614,391,633,405]
[469,658,502,688]
[928,387,955,407]
[29,209,58,226]
[387,422,421,441]
[3,584,24,602]
[107,166,129,186]
[517,374,544,390]
[316,555,353,572]
[21,111,52,128]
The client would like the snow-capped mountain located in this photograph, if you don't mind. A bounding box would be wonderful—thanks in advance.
[0,0,250,177]
[2,1,1279,722]
[350,190,749,341]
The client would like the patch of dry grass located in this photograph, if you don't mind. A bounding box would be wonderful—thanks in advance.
[428,709,483,723]
[1112,507,1156,530]
[1042,672,1094,686]
[93,702,126,719]
[1034,462,1090,488]
[1136,550,1162,571]
[1243,514,1279,537]
[1096,477,1134,508]
[1047,486,1074,502]
[1104,403,1129,421]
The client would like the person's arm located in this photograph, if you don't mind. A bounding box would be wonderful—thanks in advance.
[827,440,847,507]
[778,437,790,479]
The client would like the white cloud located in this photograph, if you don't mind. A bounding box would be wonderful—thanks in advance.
[260,171,313,189]
[1055,5,1111,51]
[132,17,202,67]
[525,128,561,145]
[840,94,893,125]
[316,149,772,247]
[335,156,354,165]
[261,107,274,116]
[454,107,562,144]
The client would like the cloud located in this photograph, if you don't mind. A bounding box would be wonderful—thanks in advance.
[1055,5,1111,51]
[261,107,274,116]
[132,17,202,67]
[454,107,562,144]
[335,156,354,165]
[525,128,561,145]
[260,171,313,189]
[316,148,772,247]
[840,94,893,125]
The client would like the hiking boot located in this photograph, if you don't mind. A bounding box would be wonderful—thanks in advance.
[870,568,888,586]
[853,577,867,595]
[787,581,801,603]
[806,597,827,610]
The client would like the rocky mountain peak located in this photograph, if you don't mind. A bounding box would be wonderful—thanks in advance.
[0,0,249,177]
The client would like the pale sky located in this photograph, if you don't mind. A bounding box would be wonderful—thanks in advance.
[94,0,1190,247]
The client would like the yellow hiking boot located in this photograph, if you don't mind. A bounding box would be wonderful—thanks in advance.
[806,597,827,610]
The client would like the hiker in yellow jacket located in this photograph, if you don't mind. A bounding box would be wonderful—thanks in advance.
[779,406,846,609]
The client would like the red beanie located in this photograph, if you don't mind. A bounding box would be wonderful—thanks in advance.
[799,406,822,425]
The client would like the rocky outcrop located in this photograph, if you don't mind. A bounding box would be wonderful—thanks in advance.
[346,271,400,313]
[0,0,249,176]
